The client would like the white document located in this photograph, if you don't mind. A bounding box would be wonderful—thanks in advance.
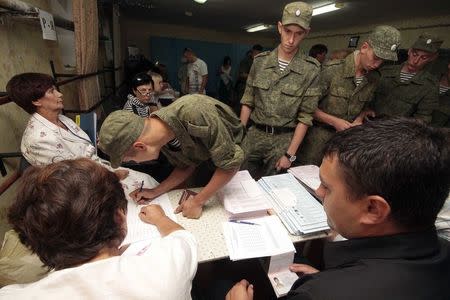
[268,252,298,298]
[259,173,329,235]
[121,193,176,246]
[222,215,295,261]
[218,170,272,216]
[38,9,57,41]
[288,165,321,191]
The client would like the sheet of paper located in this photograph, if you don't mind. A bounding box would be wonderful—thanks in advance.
[219,170,272,215]
[288,165,321,191]
[223,215,295,261]
[268,252,298,297]
[121,193,176,246]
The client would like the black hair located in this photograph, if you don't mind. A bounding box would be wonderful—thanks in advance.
[309,44,328,58]
[323,117,450,230]
[130,72,154,90]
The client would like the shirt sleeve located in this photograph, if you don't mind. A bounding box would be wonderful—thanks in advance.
[199,60,208,76]
[297,72,323,126]
[414,85,439,123]
[240,62,257,107]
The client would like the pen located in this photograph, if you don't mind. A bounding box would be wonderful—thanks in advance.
[229,220,260,226]
[139,180,144,193]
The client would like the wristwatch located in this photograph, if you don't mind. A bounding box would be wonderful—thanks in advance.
[285,152,297,163]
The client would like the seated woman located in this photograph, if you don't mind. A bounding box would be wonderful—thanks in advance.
[1,158,197,298]
[5,72,158,192]
[123,72,158,117]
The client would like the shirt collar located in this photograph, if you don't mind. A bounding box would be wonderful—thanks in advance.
[323,227,440,269]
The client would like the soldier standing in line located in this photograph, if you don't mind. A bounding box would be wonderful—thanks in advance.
[297,25,401,166]
[371,34,442,123]
[240,2,322,177]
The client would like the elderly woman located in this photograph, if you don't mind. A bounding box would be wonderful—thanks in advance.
[5,72,157,192]
[1,158,197,298]
[123,72,158,117]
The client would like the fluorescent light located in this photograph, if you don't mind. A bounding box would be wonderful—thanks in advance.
[246,24,270,33]
[312,3,343,16]
[193,0,207,4]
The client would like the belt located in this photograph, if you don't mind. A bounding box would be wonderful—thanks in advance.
[253,123,295,135]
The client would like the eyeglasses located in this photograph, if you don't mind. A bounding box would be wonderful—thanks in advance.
[136,88,153,96]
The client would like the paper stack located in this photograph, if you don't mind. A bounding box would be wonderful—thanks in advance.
[218,170,272,219]
[222,215,295,261]
[259,173,329,235]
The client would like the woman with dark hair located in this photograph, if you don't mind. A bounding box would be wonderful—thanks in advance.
[5,72,158,189]
[218,56,233,105]
[1,158,197,298]
[123,72,158,117]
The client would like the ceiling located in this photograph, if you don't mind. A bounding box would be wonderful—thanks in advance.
[119,0,450,37]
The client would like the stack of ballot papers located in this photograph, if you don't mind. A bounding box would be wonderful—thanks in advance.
[288,165,321,194]
[121,193,176,247]
[222,215,295,261]
[218,170,272,219]
[259,173,329,235]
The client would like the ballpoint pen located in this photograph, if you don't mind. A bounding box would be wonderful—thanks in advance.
[229,220,260,226]
[139,180,144,193]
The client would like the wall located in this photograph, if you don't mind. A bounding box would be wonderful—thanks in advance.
[120,18,278,60]
[300,15,450,55]
[0,0,76,241]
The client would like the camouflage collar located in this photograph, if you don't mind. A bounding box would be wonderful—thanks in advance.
[399,63,430,85]
[343,51,357,78]
[264,47,305,74]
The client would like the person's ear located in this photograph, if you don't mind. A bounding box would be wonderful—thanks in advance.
[277,21,283,35]
[132,141,147,151]
[359,195,391,225]
[360,42,369,54]
[32,98,42,107]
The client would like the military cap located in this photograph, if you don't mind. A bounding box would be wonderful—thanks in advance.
[412,34,443,53]
[282,2,313,30]
[368,25,401,61]
[98,110,145,168]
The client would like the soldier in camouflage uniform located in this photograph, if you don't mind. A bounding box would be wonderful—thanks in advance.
[431,62,450,128]
[240,2,322,177]
[371,34,442,123]
[98,94,245,219]
[297,26,401,166]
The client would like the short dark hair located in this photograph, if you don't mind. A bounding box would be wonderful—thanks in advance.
[252,44,263,52]
[323,117,450,230]
[6,73,55,114]
[130,72,154,90]
[8,158,128,270]
[309,44,328,58]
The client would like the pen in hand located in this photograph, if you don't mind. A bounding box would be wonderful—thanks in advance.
[139,180,144,193]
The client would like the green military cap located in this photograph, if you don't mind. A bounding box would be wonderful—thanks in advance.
[368,25,401,61]
[412,33,443,53]
[282,2,313,30]
[98,110,145,168]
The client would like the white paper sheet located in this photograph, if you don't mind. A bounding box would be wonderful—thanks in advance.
[222,215,295,261]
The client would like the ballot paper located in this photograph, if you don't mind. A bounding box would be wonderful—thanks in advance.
[218,170,272,218]
[259,173,329,235]
[222,215,295,261]
[288,165,321,192]
[268,252,299,298]
[121,193,176,246]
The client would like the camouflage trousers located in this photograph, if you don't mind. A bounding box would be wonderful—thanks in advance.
[241,126,293,177]
[296,125,335,166]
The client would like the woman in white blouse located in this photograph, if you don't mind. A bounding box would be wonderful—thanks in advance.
[5,72,158,191]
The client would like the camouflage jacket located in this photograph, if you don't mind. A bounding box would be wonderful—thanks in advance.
[241,47,321,127]
[431,89,450,128]
[317,51,381,122]
[153,94,245,169]
[372,64,439,123]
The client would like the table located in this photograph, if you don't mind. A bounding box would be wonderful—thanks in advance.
[167,188,329,263]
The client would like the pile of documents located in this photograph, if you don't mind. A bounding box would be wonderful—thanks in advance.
[259,173,329,235]
[217,170,272,219]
